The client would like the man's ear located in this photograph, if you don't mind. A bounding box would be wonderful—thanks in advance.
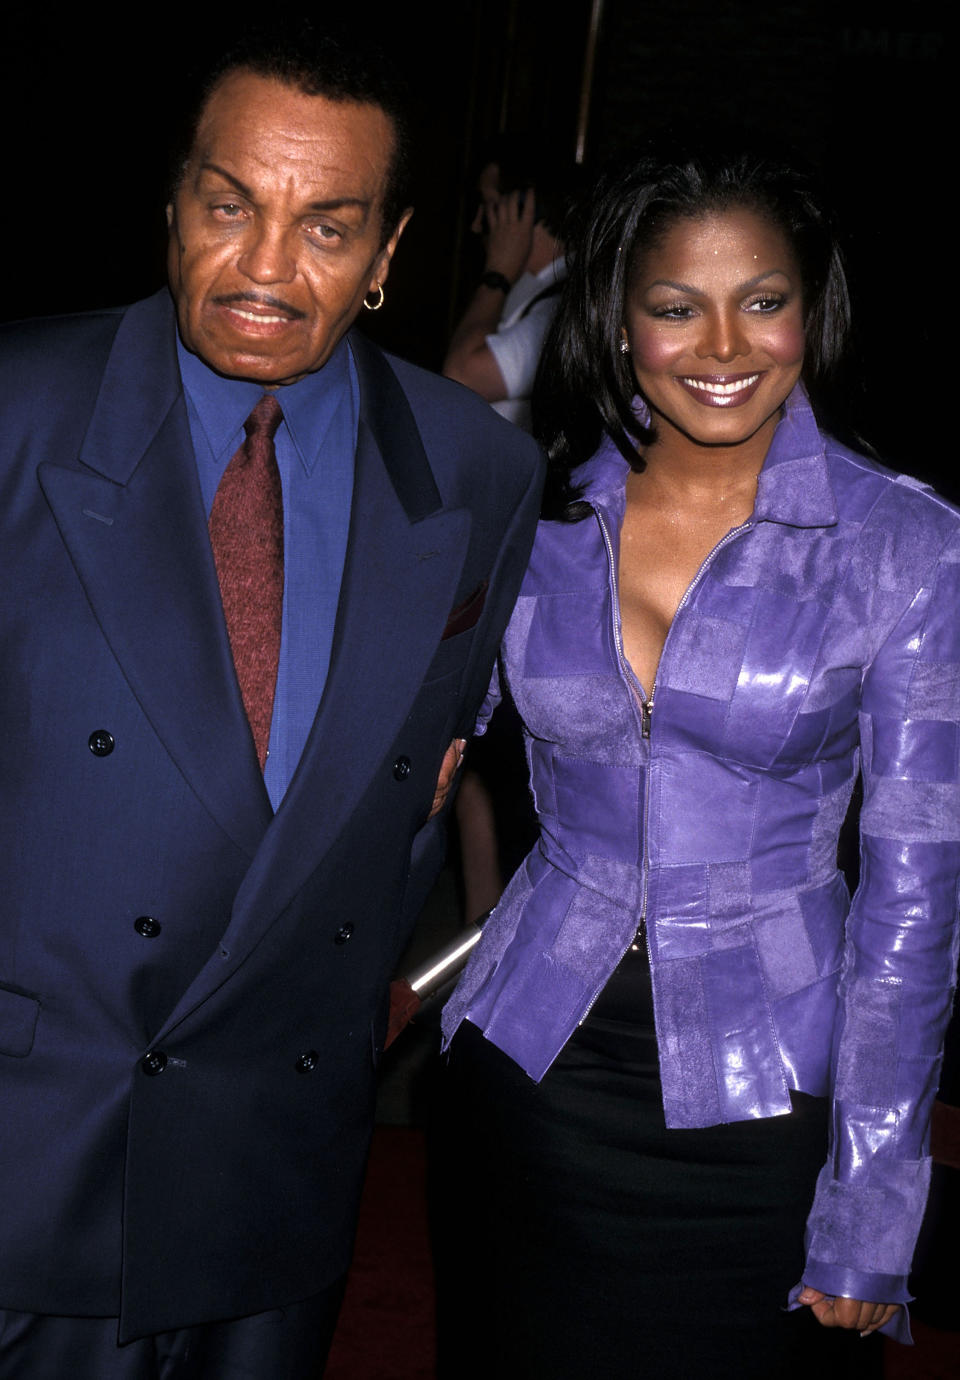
[372,207,414,290]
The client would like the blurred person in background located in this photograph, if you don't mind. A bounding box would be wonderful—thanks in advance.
[443,134,574,432]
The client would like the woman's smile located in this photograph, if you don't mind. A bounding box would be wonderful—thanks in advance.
[674,371,764,405]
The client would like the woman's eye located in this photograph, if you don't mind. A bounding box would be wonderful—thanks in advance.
[745,295,784,313]
[653,303,694,320]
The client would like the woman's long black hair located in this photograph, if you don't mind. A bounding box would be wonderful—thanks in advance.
[532,141,853,516]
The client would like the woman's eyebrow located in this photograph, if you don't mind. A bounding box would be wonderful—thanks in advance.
[645,268,793,294]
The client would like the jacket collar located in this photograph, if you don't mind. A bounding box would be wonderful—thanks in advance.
[576,385,839,530]
[347,328,443,521]
[75,295,445,523]
[753,385,838,528]
[78,291,183,485]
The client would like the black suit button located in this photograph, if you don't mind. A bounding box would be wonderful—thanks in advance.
[141,1050,167,1076]
[334,922,354,945]
[296,1050,319,1074]
[393,755,412,781]
[88,729,115,756]
[134,916,161,938]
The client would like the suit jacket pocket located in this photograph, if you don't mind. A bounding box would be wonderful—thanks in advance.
[0,983,41,1057]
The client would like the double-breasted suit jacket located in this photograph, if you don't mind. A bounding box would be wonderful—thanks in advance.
[0,290,542,1340]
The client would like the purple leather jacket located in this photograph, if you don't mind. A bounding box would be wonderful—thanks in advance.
[443,387,960,1315]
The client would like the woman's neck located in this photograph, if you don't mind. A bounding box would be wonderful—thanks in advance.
[633,409,778,511]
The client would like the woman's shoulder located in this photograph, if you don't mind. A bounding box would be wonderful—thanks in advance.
[816,435,960,627]
[823,432,960,546]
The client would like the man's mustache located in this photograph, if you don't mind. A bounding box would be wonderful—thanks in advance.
[213,292,306,320]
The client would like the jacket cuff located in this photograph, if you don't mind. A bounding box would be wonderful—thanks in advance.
[789,1270,913,1345]
[801,1261,911,1306]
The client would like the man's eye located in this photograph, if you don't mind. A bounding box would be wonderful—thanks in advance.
[212,202,244,218]
[310,223,343,242]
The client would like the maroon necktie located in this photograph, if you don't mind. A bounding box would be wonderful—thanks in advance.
[208,394,284,770]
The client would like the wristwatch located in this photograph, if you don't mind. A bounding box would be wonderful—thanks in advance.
[479,270,512,294]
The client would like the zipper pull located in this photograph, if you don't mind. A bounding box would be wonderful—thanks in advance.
[641,698,654,739]
[630,917,646,951]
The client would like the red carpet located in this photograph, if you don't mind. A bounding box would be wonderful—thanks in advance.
[325,1127,436,1379]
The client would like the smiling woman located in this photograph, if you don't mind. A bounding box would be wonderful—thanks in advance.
[435,143,960,1379]
[167,70,411,386]
[623,209,805,448]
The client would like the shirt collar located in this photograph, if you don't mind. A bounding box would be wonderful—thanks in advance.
[533,256,567,286]
[577,385,838,531]
[175,335,353,476]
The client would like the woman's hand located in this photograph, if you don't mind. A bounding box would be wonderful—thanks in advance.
[796,1287,900,1335]
[429,738,467,819]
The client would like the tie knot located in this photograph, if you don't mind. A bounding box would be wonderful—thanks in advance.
[245,393,284,441]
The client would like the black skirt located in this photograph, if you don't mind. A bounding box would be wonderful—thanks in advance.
[431,946,883,1379]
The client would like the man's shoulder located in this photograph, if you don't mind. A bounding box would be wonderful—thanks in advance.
[0,304,126,364]
[371,342,542,467]
[0,296,179,476]
[1,291,173,381]
[0,303,129,418]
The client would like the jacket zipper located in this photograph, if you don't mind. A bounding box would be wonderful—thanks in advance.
[577,509,650,1023]
[577,506,754,1023]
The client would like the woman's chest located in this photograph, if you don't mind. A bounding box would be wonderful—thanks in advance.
[503,510,867,771]
[618,492,754,697]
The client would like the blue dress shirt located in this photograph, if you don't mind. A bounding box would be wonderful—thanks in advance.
[177,336,358,809]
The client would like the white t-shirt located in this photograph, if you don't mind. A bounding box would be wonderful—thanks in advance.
[486,257,566,430]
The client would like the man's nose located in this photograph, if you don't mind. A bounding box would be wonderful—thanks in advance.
[237,222,297,284]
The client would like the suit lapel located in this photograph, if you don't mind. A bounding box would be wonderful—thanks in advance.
[38,293,271,857]
[155,332,470,1033]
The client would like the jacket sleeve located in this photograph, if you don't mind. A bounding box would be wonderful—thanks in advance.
[801,516,960,1326]
[397,451,542,935]
[452,455,542,743]
[473,659,504,737]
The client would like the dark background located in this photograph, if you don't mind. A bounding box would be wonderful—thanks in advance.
[3,1,945,489]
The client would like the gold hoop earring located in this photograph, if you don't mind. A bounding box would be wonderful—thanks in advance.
[363,283,385,312]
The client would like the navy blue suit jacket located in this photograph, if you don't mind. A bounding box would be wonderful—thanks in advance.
[0,291,542,1339]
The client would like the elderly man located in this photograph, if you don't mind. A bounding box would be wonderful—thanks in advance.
[0,31,541,1379]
